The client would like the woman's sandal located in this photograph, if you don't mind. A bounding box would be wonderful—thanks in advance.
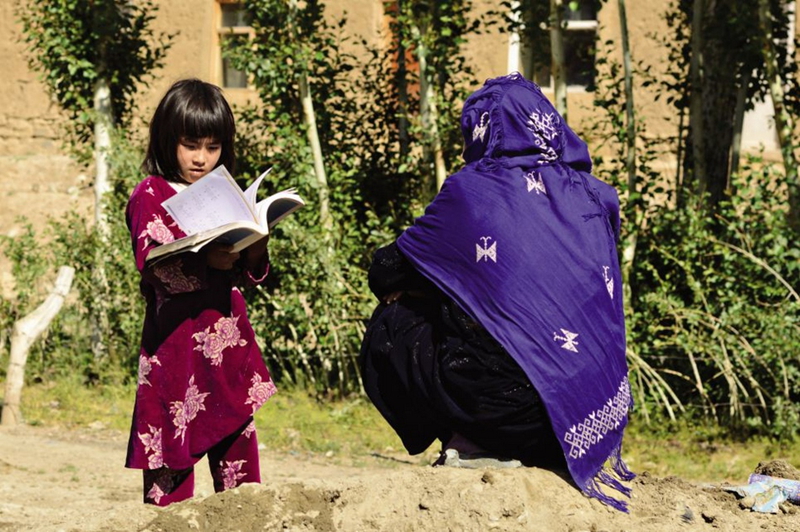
[432,448,522,469]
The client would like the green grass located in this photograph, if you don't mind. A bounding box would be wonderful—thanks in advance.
[3,377,800,482]
[624,418,800,483]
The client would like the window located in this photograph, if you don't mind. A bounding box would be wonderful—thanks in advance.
[517,0,598,90]
[214,1,252,89]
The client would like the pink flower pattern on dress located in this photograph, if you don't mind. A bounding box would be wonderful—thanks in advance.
[170,376,210,444]
[192,315,247,366]
[146,469,175,504]
[193,331,227,366]
[245,373,277,414]
[215,316,245,347]
[220,459,247,490]
[153,259,202,294]
[138,425,164,469]
[243,421,256,438]
[138,214,175,249]
[147,483,166,504]
[138,353,161,387]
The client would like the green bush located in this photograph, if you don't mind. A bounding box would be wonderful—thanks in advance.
[587,40,800,439]
[0,134,144,384]
[629,162,800,438]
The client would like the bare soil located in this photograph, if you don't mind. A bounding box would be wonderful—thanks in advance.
[1,423,799,532]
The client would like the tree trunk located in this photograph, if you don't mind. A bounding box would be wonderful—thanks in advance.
[619,0,636,196]
[549,0,567,121]
[618,0,639,317]
[729,70,750,182]
[298,72,332,230]
[508,0,522,73]
[287,0,331,230]
[688,1,739,209]
[396,0,410,158]
[676,104,686,209]
[91,78,112,360]
[700,32,738,207]
[688,0,706,197]
[412,23,448,191]
[759,0,799,231]
[2,266,75,426]
[94,78,111,234]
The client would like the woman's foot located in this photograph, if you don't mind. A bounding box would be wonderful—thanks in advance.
[433,448,522,469]
[443,432,486,455]
[431,433,522,469]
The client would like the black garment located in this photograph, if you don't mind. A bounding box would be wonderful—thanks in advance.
[360,243,563,466]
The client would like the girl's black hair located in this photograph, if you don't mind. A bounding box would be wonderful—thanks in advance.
[142,78,236,182]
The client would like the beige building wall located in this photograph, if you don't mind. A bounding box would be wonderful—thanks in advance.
[0,0,683,158]
[0,0,794,241]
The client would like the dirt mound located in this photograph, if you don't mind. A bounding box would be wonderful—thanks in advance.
[143,459,800,532]
[754,459,800,481]
[2,424,799,532]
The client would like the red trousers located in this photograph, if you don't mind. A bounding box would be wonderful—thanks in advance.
[143,420,260,506]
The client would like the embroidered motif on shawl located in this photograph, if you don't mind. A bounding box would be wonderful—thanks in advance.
[396,73,635,511]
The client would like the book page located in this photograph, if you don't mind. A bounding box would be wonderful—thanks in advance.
[255,188,305,228]
[243,167,272,209]
[162,166,256,235]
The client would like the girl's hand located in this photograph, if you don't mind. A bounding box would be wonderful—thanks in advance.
[244,236,269,269]
[206,243,240,270]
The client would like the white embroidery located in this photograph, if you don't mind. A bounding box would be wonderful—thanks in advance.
[473,112,490,142]
[526,109,560,163]
[524,170,547,195]
[476,236,497,263]
[563,377,631,459]
[554,328,579,352]
[526,110,559,140]
[603,266,614,299]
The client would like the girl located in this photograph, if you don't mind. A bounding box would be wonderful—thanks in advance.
[125,78,277,506]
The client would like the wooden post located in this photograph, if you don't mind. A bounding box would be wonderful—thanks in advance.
[2,266,74,426]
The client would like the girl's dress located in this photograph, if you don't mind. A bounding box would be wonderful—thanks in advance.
[125,175,276,472]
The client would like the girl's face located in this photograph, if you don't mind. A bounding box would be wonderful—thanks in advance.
[176,136,222,183]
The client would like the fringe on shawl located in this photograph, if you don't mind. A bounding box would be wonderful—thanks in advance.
[581,442,636,513]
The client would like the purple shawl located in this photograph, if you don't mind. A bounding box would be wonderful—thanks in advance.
[397,73,634,510]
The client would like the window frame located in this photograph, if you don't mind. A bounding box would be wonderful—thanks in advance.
[212,0,254,91]
[517,2,599,92]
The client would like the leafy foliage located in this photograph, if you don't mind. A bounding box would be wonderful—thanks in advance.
[222,0,481,396]
[628,168,800,438]
[15,0,174,156]
[588,37,800,439]
[0,136,144,383]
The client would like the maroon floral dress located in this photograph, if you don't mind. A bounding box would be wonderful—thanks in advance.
[125,175,276,472]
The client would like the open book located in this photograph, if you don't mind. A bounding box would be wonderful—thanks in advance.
[146,165,305,263]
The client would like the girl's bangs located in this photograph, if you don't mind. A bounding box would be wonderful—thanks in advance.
[182,107,228,140]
